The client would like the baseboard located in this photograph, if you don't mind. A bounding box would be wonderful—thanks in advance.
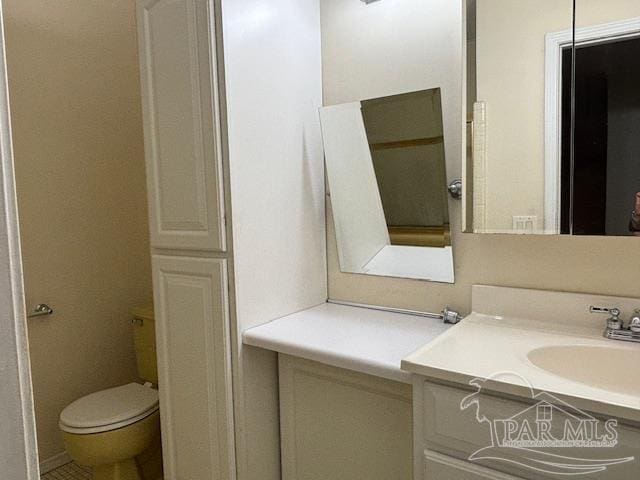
[39,451,72,474]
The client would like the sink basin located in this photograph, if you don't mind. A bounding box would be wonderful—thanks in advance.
[527,345,640,396]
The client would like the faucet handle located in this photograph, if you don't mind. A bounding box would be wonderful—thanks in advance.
[589,306,620,317]
[630,310,640,333]
[590,306,622,330]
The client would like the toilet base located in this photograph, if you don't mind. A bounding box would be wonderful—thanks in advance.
[61,410,160,480]
[93,458,141,480]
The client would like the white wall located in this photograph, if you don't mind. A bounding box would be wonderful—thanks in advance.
[221,1,326,479]
[325,0,640,316]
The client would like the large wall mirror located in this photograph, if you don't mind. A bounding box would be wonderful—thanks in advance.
[466,0,640,236]
[321,89,455,282]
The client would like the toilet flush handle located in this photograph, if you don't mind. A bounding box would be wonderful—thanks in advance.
[131,318,144,327]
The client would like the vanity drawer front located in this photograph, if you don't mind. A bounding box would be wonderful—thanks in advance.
[423,450,523,480]
[416,380,640,480]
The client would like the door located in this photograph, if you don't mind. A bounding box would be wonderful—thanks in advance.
[0,2,39,477]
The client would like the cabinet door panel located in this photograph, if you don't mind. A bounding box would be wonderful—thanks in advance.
[138,0,225,251]
[153,255,234,479]
[279,355,412,480]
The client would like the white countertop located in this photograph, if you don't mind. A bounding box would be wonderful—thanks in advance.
[402,286,640,423]
[243,302,452,384]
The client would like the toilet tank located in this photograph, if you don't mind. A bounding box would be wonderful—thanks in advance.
[131,306,158,385]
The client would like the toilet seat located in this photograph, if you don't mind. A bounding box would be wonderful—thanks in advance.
[59,383,159,435]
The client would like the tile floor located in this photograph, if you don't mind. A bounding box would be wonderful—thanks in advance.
[41,462,92,480]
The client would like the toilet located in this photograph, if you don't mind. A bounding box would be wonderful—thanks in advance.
[59,307,161,480]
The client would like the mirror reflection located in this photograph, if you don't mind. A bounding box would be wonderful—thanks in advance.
[467,0,640,236]
[321,88,454,282]
[573,2,640,237]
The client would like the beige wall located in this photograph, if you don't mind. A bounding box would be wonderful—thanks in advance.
[575,0,640,28]
[476,0,640,232]
[476,0,572,232]
[4,0,152,462]
[324,1,640,313]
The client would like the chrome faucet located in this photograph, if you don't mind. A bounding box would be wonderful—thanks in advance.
[590,306,640,343]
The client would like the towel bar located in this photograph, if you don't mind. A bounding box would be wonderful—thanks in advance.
[27,304,53,318]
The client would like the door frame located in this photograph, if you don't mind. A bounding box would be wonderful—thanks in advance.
[0,1,40,478]
[544,16,640,234]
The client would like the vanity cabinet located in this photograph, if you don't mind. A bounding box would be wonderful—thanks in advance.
[278,354,413,480]
[414,378,640,480]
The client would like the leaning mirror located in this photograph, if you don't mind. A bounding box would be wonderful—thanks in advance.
[320,89,455,282]
[466,0,640,236]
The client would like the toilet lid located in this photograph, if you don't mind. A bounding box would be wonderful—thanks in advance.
[60,383,159,433]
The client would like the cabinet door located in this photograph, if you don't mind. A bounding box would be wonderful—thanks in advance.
[137,0,225,251]
[153,255,235,479]
[279,355,412,480]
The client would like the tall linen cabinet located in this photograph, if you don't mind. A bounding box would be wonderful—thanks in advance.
[136,1,327,479]
[137,0,235,478]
